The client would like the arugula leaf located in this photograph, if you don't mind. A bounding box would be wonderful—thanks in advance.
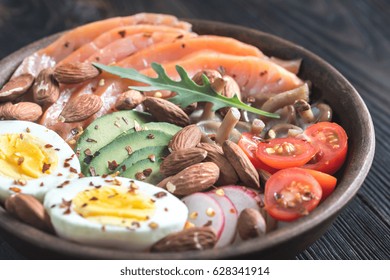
[93,62,279,118]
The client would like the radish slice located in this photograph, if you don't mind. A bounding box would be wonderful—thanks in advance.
[211,186,262,214]
[181,193,225,238]
[206,192,238,247]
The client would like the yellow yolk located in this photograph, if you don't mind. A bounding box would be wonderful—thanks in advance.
[72,186,156,227]
[0,133,57,180]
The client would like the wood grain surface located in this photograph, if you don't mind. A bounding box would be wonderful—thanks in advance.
[0,0,389,260]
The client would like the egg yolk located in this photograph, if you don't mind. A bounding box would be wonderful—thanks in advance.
[73,186,156,227]
[0,133,57,180]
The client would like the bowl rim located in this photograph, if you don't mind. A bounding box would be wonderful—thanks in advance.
[0,19,375,259]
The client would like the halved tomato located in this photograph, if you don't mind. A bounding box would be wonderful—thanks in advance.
[304,169,337,200]
[255,137,317,169]
[238,133,277,173]
[303,122,348,175]
[264,168,322,221]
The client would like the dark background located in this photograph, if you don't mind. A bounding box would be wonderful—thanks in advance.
[0,0,389,259]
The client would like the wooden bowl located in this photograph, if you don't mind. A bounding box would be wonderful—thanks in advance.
[0,19,375,259]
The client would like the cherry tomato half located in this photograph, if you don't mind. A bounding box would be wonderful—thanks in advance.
[303,122,348,175]
[238,133,277,174]
[256,137,317,169]
[264,168,322,222]
[304,169,337,200]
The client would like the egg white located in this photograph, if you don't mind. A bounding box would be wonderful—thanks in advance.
[44,176,188,252]
[0,121,81,203]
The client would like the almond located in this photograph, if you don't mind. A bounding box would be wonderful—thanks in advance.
[160,147,207,176]
[59,94,102,122]
[33,68,60,105]
[115,90,145,110]
[237,208,266,240]
[143,97,190,127]
[222,140,260,188]
[150,227,217,252]
[197,142,238,185]
[164,162,219,196]
[0,101,42,121]
[0,74,34,102]
[53,62,100,84]
[168,124,202,151]
[5,193,54,233]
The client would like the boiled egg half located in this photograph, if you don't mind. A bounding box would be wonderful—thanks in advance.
[0,121,81,203]
[44,176,188,251]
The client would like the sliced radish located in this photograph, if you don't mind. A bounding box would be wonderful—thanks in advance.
[206,192,238,247]
[211,185,262,214]
[181,193,225,238]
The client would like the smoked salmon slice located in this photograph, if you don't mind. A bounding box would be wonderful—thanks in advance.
[57,25,196,66]
[13,13,192,77]
[43,51,303,141]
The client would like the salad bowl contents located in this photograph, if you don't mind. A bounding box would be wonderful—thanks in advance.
[0,13,374,259]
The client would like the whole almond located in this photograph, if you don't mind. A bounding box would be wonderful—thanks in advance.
[59,94,102,122]
[237,208,266,240]
[143,97,190,127]
[33,68,60,105]
[160,147,207,176]
[151,227,217,252]
[222,140,260,189]
[0,101,42,121]
[115,90,145,110]
[197,142,238,185]
[168,124,202,151]
[164,162,219,196]
[53,62,100,84]
[0,74,34,102]
[5,193,54,233]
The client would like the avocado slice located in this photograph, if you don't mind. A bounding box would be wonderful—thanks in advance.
[88,130,172,176]
[116,146,169,173]
[120,158,165,185]
[141,122,181,136]
[77,110,152,172]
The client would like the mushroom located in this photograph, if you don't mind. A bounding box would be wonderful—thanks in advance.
[313,102,332,122]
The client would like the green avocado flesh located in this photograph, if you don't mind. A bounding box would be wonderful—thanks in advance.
[120,158,165,185]
[87,130,172,176]
[115,146,169,173]
[77,110,152,172]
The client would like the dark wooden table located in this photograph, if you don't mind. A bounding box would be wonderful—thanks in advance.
[0,0,388,260]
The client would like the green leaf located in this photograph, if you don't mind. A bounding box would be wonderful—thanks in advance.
[93,62,279,118]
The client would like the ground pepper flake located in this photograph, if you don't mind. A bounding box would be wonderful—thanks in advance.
[154,191,167,198]
[125,145,133,155]
[86,138,97,143]
[135,172,146,181]
[17,157,24,165]
[70,167,78,173]
[118,30,126,38]
[9,187,21,193]
[42,163,51,173]
[108,160,119,171]
[148,154,156,162]
[147,133,155,139]
[148,222,158,230]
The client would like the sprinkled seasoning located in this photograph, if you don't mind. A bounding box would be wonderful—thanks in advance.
[57,173,63,176]
[134,120,142,132]
[176,34,184,39]
[148,154,156,162]
[215,189,225,196]
[63,208,71,215]
[143,32,152,38]
[148,222,158,229]
[101,225,106,232]
[55,148,61,151]
[154,191,167,198]
[94,125,99,130]
[81,203,88,208]
[118,30,126,38]
[50,204,56,208]
[70,167,78,173]
[84,149,92,156]
[86,138,97,143]
[19,133,24,139]
[114,121,121,128]
[42,163,51,173]
[107,160,119,171]
[64,162,70,168]
[122,117,129,125]
[44,144,53,148]
[125,145,133,155]
[94,185,102,189]
[89,181,94,186]
[181,43,186,48]
[64,42,69,48]
[147,133,155,139]
[121,165,127,172]
[89,196,98,201]
[189,211,198,219]
[40,182,44,187]
[164,207,169,212]
[17,157,24,165]
[104,179,113,183]
[59,198,72,208]
[9,187,21,193]
[14,179,27,186]
[230,208,236,214]
[57,180,70,188]
[113,178,122,186]
[102,174,109,178]
[25,127,31,133]
[89,167,97,176]
[135,172,146,181]
[206,207,216,217]
[203,220,212,227]
[143,168,152,177]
